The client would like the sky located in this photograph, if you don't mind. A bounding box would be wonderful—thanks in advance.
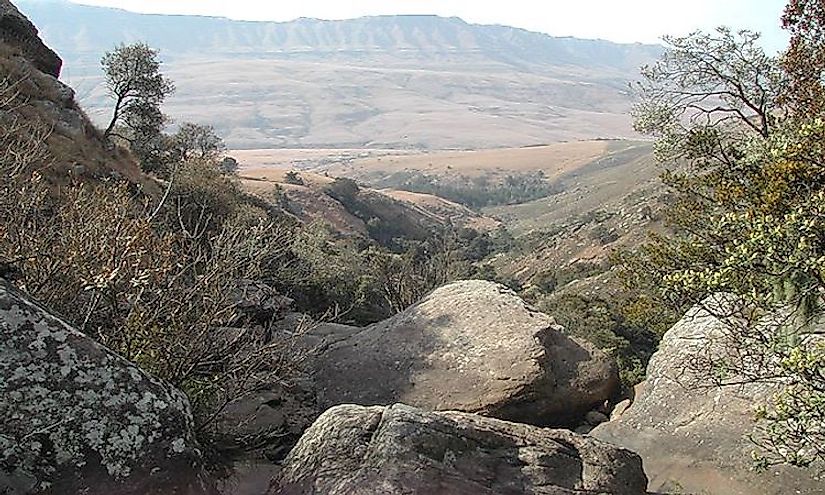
[66,0,790,52]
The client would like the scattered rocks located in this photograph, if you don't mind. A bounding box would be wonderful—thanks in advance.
[230,279,293,326]
[271,403,648,495]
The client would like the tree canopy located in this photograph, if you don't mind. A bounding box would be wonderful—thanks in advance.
[101,42,175,171]
[630,14,825,470]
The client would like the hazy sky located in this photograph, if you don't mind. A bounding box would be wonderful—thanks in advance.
[67,0,790,52]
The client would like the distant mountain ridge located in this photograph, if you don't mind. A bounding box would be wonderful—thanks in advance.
[16,0,662,149]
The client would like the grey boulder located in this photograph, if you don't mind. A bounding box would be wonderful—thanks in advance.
[311,280,619,426]
[272,403,648,495]
[0,280,214,495]
[592,298,822,495]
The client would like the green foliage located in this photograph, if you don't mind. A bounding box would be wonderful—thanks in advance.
[101,42,175,172]
[538,292,659,390]
[274,222,500,324]
[369,170,559,208]
[168,122,226,163]
[630,22,825,471]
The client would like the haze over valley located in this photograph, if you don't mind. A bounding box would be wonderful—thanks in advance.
[20,0,662,149]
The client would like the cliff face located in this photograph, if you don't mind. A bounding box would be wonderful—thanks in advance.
[0,0,60,77]
[0,0,151,189]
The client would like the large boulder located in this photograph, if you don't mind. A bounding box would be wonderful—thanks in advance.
[0,0,61,77]
[591,299,821,495]
[311,280,619,426]
[272,403,648,495]
[0,280,215,494]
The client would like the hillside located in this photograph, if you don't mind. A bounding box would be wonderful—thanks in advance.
[18,0,661,149]
[282,140,663,284]
[238,168,501,238]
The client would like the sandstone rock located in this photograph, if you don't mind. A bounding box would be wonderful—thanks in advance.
[230,279,293,326]
[609,399,631,421]
[585,410,609,426]
[0,280,214,494]
[310,280,619,426]
[216,383,320,460]
[591,299,822,495]
[0,0,61,77]
[272,403,648,495]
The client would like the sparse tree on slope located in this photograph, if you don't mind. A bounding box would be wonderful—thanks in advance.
[169,122,226,163]
[101,42,175,172]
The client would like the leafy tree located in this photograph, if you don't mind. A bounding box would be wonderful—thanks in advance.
[101,42,175,171]
[169,122,226,163]
[284,170,304,185]
[631,23,825,470]
[782,0,825,116]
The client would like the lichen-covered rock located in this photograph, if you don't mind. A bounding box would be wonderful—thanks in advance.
[0,280,214,494]
[310,280,619,426]
[591,299,822,495]
[0,0,61,77]
[271,403,648,495]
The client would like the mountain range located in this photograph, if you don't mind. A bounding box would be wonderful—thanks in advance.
[18,0,662,149]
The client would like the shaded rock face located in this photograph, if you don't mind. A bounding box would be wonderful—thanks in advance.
[272,403,648,495]
[0,280,214,495]
[310,280,619,426]
[591,301,821,495]
[0,0,61,77]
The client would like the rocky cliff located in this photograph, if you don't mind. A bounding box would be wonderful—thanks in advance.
[0,0,149,188]
[0,0,60,77]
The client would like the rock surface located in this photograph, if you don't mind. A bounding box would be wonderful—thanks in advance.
[0,0,151,188]
[591,300,822,495]
[310,280,619,426]
[0,0,61,77]
[0,279,214,494]
[272,403,648,495]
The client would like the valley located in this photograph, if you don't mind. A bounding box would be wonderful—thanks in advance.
[2,1,822,495]
[19,0,660,149]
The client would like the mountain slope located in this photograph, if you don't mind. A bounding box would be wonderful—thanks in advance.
[18,0,661,149]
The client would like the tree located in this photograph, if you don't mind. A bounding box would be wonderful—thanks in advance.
[169,122,226,163]
[631,25,825,470]
[782,0,825,116]
[283,170,304,185]
[101,43,175,171]
[219,156,239,175]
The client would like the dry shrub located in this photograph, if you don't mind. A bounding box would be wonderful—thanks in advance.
[0,74,305,447]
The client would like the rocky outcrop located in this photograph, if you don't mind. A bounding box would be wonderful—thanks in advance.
[0,0,61,77]
[591,299,821,495]
[0,0,151,188]
[310,280,619,426]
[0,280,214,494]
[272,403,648,495]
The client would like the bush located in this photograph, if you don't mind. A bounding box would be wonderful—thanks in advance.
[0,75,303,449]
